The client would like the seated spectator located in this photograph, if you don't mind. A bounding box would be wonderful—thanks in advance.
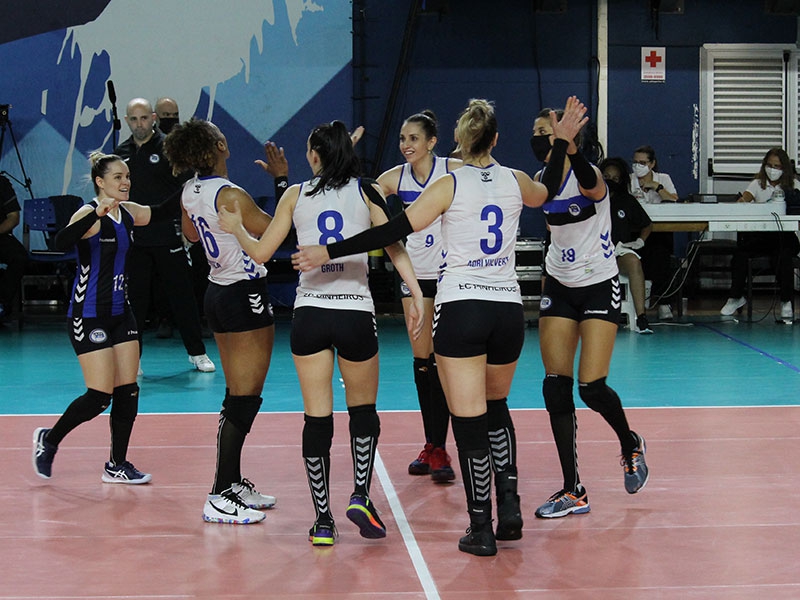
[630,145,678,321]
[601,158,654,334]
[0,174,27,322]
[720,147,800,321]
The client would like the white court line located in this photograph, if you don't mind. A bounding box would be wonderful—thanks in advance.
[374,450,440,600]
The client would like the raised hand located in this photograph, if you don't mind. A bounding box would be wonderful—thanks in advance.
[217,199,243,234]
[255,141,289,178]
[551,95,589,149]
[291,245,330,272]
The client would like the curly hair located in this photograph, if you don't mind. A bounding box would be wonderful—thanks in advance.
[162,118,220,177]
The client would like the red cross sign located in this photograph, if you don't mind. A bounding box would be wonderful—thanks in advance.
[641,47,666,82]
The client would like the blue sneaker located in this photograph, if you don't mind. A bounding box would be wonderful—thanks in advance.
[308,520,338,546]
[33,428,57,479]
[346,494,386,539]
[102,461,152,484]
[622,431,649,494]
[534,486,590,518]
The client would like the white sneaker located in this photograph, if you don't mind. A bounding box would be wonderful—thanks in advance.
[720,296,746,316]
[203,489,266,524]
[657,304,673,321]
[231,478,276,509]
[780,301,793,321]
[189,354,216,372]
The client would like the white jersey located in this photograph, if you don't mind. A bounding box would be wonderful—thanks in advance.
[436,163,522,305]
[181,175,267,286]
[397,156,451,279]
[293,178,374,312]
[543,168,618,287]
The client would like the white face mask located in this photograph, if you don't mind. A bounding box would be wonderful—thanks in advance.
[765,166,783,182]
[632,163,650,178]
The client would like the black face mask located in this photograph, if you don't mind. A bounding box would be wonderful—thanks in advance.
[530,135,552,162]
[158,117,179,134]
[604,178,624,196]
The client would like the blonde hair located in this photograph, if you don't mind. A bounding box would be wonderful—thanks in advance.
[454,99,497,158]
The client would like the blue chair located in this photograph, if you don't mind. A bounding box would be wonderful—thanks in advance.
[20,195,84,321]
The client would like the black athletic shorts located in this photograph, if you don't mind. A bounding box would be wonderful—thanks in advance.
[291,306,378,362]
[69,309,139,355]
[539,275,621,324]
[399,278,437,299]
[205,278,275,333]
[432,300,524,364]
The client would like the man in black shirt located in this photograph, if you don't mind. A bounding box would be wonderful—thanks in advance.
[115,98,214,373]
[0,174,27,322]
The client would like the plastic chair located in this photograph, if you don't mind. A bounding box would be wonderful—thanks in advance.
[20,195,84,321]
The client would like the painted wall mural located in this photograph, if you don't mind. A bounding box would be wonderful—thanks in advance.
[0,0,352,210]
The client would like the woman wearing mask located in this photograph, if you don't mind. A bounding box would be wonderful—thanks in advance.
[530,97,649,521]
[377,110,462,483]
[720,147,800,320]
[219,120,424,546]
[293,99,549,556]
[630,145,678,321]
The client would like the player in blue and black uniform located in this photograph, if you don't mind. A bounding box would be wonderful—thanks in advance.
[32,152,181,484]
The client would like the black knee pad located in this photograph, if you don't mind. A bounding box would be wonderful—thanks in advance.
[221,394,262,435]
[85,388,113,413]
[303,413,334,457]
[348,403,380,439]
[451,413,488,453]
[487,397,513,431]
[427,353,443,389]
[578,377,621,414]
[110,383,139,424]
[543,374,575,415]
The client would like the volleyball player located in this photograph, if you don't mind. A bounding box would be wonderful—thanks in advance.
[376,110,462,483]
[530,96,649,519]
[163,119,277,524]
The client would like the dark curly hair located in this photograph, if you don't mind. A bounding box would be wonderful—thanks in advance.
[162,118,221,177]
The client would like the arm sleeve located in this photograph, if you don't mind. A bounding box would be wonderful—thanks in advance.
[567,149,598,189]
[148,189,182,223]
[540,138,568,199]
[328,211,413,260]
[359,177,392,219]
[274,176,289,202]
[54,209,99,251]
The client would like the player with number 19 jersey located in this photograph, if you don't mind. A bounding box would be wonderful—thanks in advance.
[436,163,522,305]
[181,175,267,285]
[292,178,374,313]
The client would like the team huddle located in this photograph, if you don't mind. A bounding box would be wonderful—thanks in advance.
[32,95,649,557]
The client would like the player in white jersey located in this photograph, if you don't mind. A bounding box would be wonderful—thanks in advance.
[377,110,462,483]
[293,100,548,556]
[531,97,649,520]
[164,119,277,525]
[218,120,423,547]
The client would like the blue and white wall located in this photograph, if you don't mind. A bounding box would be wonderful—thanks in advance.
[0,0,353,210]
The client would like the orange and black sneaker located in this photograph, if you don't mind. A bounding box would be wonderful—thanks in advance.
[346,494,386,539]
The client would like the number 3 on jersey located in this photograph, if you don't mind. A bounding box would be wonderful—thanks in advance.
[480,204,503,254]
[317,210,345,244]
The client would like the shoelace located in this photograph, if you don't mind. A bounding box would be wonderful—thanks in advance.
[621,451,641,473]
[221,489,249,509]
[239,477,257,493]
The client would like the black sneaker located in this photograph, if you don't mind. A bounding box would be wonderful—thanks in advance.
[33,427,57,479]
[102,461,152,484]
[458,521,497,556]
[635,314,654,334]
[308,520,338,546]
[495,491,523,541]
